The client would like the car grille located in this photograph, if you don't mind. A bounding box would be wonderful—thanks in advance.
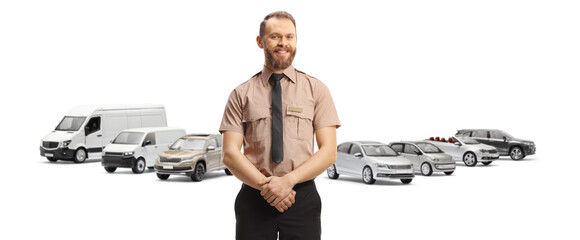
[488,149,498,154]
[104,152,123,156]
[43,141,59,148]
[155,166,192,171]
[389,164,412,170]
[159,157,182,163]
[435,164,455,169]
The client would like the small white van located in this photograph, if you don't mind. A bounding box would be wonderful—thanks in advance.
[102,127,186,174]
[40,104,167,163]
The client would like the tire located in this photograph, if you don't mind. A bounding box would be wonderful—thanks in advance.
[132,158,146,174]
[224,168,233,175]
[401,178,413,184]
[420,162,433,176]
[157,173,170,180]
[191,162,206,182]
[73,148,87,163]
[482,161,492,165]
[47,157,57,162]
[362,166,375,184]
[327,164,339,179]
[462,152,477,167]
[510,146,524,160]
[444,171,454,175]
[104,166,117,173]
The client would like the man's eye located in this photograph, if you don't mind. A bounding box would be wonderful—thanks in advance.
[287,36,294,39]
[271,36,279,39]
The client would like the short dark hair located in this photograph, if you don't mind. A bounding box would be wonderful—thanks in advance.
[259,11,296,38]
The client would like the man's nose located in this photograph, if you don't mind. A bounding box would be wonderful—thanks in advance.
[277,38,286,47]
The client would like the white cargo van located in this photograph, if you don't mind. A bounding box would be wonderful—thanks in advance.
[40,104,167,163]
[102,127,186,174]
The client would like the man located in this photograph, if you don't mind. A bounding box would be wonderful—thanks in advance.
[220,11,340,240]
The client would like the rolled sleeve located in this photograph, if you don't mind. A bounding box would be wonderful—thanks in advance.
[219,89,244,134]
[313,82,341,130]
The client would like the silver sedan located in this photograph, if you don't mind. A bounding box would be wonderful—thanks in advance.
[389,141,456,176]
[327,141,414,184]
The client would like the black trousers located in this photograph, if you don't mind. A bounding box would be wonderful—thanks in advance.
[235,180,321,240]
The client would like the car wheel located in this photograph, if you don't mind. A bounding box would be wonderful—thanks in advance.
[362,166,375,184]
[401,178,413,184]
[444,171,454,175]
[104,166,117,173]
[510,146,524,160]
[73,148,87,163]
[224,168,233,175]
[132,158,146,174]
[420,162,433,176]
[191,162,205,182]
[327,164,339,179]
[47,157,57,162]
[463,152,477,167]
[482,161,492,165]
[157,173,170,180]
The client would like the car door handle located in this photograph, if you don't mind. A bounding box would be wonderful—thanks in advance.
[97,135,102,137]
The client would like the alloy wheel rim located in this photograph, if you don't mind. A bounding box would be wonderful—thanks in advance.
[328,166,336,177]
[422,164,430,175]
[76,150,86,161]
[363,168,371,182]
[197,165,204,179]
[511,148,522,159]
[138,161,144,171]
[465,153,475,165]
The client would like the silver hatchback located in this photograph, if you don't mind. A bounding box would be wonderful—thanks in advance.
[327,141,414,184]
[389,141,456,176]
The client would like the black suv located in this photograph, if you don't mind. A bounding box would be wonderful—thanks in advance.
[455,129,535,160]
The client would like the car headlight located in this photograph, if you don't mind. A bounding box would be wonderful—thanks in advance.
[479,149,488,153]
[62,140,71,148]
[375,163,389,169]
[432,158,440,162]
[525,142,534,146]
[124,151,134,156]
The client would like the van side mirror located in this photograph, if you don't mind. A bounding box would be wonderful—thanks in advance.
[143,140,152,147]
[354,153,363,158]
[207,146,215,151]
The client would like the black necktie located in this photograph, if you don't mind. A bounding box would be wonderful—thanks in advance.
[271,73,284,164]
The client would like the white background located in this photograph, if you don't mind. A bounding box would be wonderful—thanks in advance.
[1,0,579,239]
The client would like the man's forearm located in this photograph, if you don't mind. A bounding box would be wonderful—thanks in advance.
[222,131,267,190]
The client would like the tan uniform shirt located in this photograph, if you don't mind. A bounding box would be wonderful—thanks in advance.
[219,65,340,177]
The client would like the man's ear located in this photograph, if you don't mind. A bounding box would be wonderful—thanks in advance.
[256,35,264,49]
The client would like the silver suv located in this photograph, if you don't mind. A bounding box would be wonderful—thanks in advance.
[154,134,232,181]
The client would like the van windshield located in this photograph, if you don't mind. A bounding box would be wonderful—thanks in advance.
[56,116,87,131]
[170,138,206,150]
[113,132,144,145]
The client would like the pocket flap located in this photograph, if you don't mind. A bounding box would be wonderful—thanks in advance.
[242,106,271,122]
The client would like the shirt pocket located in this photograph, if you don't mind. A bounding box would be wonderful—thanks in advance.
[285,105,314,140]
[242,106,270,142]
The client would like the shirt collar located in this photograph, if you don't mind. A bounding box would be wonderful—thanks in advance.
[261,65,297,86]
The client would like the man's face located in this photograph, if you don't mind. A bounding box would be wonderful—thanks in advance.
[258,17,297,71]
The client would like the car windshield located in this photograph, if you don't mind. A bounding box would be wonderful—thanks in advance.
[55,116,86,131]
[362,145,398,156]
[457,136,479,145]
[170,138,206,150]
[415,143,443,153]
[113,132,144,145]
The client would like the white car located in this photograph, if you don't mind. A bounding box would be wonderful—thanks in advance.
[428,136,499,167]
[389,141,456,176]
[327,141,414,184]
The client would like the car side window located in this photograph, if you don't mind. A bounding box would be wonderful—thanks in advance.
[208,138,217,148]
[85,117,101,136]
[472,130,488,138]
[489,130,505,139]
[391,143,403,153]
[144,132,156,146]
[403,144,420,154]
[338,143,352,153]
[350,145,362,156]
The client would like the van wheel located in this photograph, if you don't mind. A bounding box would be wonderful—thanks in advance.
[104,167,117,173]
[157,173,170,180]
[191,162,205,182]
[132,158,146,174]
[401,178,413,184]
[47,157,57,162]
[444,171,454,175]
[224,168,233,175]
[73,148,87,163]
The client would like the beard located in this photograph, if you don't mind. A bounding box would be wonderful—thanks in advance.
[264,44,296,70]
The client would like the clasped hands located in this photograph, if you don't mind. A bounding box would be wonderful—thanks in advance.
[259,175,296,213]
